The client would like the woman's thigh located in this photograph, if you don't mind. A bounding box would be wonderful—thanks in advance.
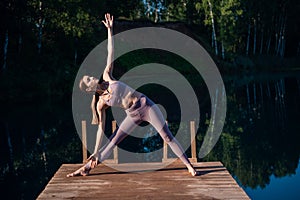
[143,99,171,139]
[112,115,139,144]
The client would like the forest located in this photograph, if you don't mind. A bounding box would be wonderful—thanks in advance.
[1,0,300,103]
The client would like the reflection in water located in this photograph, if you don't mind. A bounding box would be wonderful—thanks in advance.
[202,74,300,197]
[0,102,82,199]
[0,74,299,199]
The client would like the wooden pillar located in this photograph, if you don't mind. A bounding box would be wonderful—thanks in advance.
[162,121,168,162]
[190,120,197,163]
[162,140,168,162]
[81,120,87,163]
[112,120,118,163]
[82,120,119,164]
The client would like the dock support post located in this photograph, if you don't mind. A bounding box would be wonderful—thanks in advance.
[162,139,168,162]
[162,121,171,162]
[190,120,197,163]
[81,120,119,164]
[112,120,118,163]
[162,121,197,163]
[81,120,87,163]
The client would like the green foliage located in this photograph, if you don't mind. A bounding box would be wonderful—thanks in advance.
[218,0,243,50]
[1,0,299,103]
[27,0,97,38]
[167,0,188,21]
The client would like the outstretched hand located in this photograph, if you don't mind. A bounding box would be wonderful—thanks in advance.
[87,154,98,164]
[102,13,113,29]
[86,154,99,168]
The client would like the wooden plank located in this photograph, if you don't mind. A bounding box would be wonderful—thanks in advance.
[37,162,250,200]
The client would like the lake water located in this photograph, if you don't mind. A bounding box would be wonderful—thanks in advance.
[0,72,299,199]
[244,160,300,199]
[220,72,300,200]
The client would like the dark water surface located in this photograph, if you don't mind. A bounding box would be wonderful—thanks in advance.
[0,72,300,199]
[219,72,300,200]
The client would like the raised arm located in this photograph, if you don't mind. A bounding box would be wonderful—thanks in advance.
[102,13,115,81]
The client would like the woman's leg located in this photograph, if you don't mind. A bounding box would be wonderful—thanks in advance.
[97,117,137,162]
[144,100,198,176]
[67,115,139,177]
[158,124,190,165]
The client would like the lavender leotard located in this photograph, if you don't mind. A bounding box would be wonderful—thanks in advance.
[101,81,136,108]
[97,81,191,165]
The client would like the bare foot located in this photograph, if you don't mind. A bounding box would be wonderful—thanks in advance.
[187,165,199,176]
[66,165,88,177]
[67,159,97,177]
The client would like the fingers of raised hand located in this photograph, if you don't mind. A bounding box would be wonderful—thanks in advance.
[102,13,113,28]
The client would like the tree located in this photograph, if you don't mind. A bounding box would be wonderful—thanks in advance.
[218,0,243,59]
[200,0,219,56]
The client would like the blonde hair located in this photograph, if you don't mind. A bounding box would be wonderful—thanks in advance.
[77,77,102,124]
[79,77,107,95]
[79,78,88,92]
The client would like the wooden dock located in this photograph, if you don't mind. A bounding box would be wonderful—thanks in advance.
[37,161,250,200]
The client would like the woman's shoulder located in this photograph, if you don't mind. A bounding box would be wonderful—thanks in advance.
[108,80,118,84]
[109,80,127,86]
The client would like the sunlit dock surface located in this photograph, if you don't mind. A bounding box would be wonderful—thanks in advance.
[37,161,250,200]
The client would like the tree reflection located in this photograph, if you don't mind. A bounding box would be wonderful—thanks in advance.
[202,76,300,189]
[0,103,82,199]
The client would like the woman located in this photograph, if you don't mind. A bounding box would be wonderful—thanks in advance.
[67,13,198,177]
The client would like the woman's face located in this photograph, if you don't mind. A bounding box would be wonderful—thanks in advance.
[82,75,99,92]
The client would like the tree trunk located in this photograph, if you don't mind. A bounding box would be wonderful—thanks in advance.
[259,27,264,54]
[154,8,159,23]
[246,22,251,55]
[5,124,14,172]
[40,128,48,174]
[260,83,264,105]
[280,16,287,57]
[276,15,282,56]
[253,83,257,107]
[274,15,282,55]
[146,1,151,18]
[208,0,218,55]
[246,84,251,111]
[37,1,43,54]
[266,32,271,55]
[253,19,257,55]
[274,31,278,55]
[3,30,8,70]
[221,41,225,59]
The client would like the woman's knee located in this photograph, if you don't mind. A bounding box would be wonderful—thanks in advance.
[111,130,128,145]
[160,126,175,143]
[162,134,174,143]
